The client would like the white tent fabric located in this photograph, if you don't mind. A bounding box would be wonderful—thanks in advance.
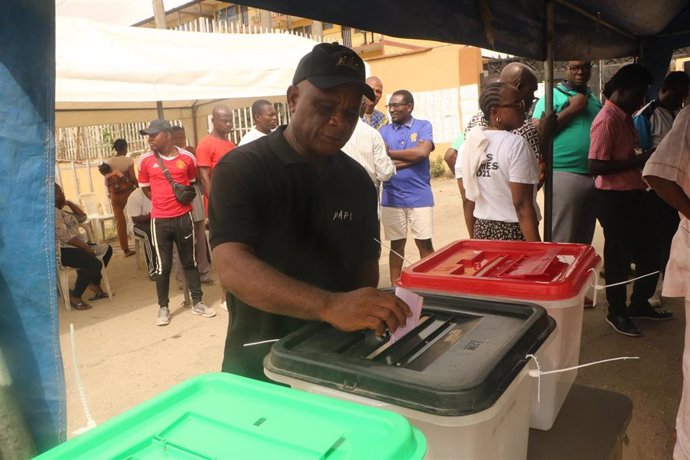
[56,17,318,104]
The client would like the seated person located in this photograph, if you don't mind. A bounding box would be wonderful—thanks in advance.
[126,186,156,280]
[55,184,113,310]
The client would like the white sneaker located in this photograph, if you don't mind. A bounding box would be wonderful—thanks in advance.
[192,301,216,318]
[157,307,171,326]
[219,300,228,312]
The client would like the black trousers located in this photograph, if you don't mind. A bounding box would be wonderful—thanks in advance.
[133,222,156,278]
[151,212,202,307]
[60,245,113,297]
[595,189,660,315]
[645,189,681,275]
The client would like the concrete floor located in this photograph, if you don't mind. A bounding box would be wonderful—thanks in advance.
[58,177,684,459]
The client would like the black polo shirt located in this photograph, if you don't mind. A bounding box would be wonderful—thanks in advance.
[209,126,380,380]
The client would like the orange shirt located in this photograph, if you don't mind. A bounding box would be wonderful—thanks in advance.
[195,135,235,171]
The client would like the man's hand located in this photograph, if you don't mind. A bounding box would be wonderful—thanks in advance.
[321,288,412,336]
[538,112,558,143]
[567,93,588,113]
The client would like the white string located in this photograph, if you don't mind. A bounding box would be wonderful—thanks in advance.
[594,270,659,289]
[525,354,639,403]
[243,339,280,347]
[70,324,97,435]
[588,268,599,306]
[374,238,414,266]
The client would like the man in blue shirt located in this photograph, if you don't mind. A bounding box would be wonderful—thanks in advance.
[380,89,435,284]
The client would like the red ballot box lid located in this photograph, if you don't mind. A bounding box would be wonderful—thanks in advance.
[399,240,600,301]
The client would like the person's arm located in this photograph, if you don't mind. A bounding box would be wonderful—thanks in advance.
[444,148,458,173]
[56,211,94,255]
[213,242,409,335]
[510,182,541,241]
[199,167,212,198]
[589,150,651,176]
[645,176,690,220]
[126,164,139,187]
[387,139,433,163]
[63,200,87,221]
[457,179,476,237]
[371,131,396,182]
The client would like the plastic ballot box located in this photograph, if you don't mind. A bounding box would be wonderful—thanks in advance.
[265,292,555,460]
[36,372,427,460]
[398,240,600,431]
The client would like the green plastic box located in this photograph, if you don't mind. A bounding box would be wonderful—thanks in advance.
[36,372,426,460]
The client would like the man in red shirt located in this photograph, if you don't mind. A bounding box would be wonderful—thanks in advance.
[196,105,236,203]
[588,64,672,337]
[138,119,216,326]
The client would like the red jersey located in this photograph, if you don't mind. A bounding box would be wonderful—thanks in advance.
[196,135,235,171]
[138,147,197,218]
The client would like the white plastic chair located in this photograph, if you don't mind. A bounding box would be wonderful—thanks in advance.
[56,245,113,311]
[78,193,115,242]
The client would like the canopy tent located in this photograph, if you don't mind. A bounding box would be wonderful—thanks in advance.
[228,0,690,61]
[5,1,690,455]
[56,17,320,134]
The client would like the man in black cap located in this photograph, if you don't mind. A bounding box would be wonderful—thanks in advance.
[209,43,411,381]
[138,119,216,326]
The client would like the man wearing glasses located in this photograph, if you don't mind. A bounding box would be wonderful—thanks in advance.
[532,61,602,245]
[380,90,434,285]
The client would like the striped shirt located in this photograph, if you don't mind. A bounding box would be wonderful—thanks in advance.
[589,100,647,191]
[341,119,396,193]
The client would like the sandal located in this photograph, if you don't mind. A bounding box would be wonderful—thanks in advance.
[124,250,136,258]
[69,300,92,311]
[88,292,109,301]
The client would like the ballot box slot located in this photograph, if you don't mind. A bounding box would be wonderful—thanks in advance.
[368,312,480,371]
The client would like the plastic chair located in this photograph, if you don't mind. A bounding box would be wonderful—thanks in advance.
[56,245,113,311]
[78,193,115,242]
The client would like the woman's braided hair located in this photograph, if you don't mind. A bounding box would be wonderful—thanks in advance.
[112,138,127,152]
[479,82,506,123]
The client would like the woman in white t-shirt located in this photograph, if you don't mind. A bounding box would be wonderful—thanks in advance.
[455,82,541,241]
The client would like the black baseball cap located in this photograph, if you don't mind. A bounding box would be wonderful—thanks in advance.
[293,43,375,101]
[139,119,173,136]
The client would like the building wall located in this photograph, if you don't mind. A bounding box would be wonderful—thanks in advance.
[367,45,482,163]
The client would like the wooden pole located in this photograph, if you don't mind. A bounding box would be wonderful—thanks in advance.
[152,0,166,120]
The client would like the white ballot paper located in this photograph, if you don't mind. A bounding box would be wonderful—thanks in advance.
[391,287,424,343]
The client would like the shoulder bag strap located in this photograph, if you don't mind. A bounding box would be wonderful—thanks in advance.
[153,153,178,194]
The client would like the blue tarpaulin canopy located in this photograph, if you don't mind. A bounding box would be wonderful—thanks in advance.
[2,1,690,455]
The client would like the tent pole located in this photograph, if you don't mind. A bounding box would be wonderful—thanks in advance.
[543,0,555,242]
[153,0,166,120]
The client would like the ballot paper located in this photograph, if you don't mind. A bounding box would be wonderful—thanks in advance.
[390,287,424,343]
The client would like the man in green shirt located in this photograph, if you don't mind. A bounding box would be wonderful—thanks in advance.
[533,60,602,244]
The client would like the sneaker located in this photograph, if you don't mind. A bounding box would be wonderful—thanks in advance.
[219,300,228,312]
[628,302,673,321]
[605,314,641,337]
[201,278,216,286]
[157,307,171,326]
[192,301,216,318]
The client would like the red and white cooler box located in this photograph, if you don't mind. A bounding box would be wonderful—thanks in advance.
[398,240,600,430]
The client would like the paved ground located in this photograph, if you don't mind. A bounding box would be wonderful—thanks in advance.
[59,177,684,459]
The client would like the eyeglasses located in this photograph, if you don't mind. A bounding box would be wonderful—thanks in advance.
[386,102,410,109]
[566,63,592,73]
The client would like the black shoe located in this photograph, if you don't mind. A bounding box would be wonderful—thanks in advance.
[628,303,673,321]
[606,314,641,337]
